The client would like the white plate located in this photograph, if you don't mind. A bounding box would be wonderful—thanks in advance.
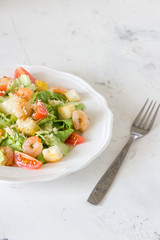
[0,65,113,183]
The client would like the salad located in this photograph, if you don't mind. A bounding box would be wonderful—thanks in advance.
[0,67,89,169]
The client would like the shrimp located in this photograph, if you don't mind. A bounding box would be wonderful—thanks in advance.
[0,76,13,92]
[12,97,32,119]
[0,146,13,166]
[22,136,43,158]
[72,110,89,132]
[50,86,68,94]
[0,76,12,86]
[14,88,33,101]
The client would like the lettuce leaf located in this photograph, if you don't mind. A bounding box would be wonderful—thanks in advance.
[0,129,8,144]
[38,115,56,126]
[55,129,74,142]
[0,96,6,103]
[0,113,17,123]
[36,132,69,156]
[0,112,11,122]
[1,128,26,151]
[0,113,17,129]
[37,154,46,164]
[30,91,67,104]
[8,114,18,124]
[53,119,73,130]
[0,150,5,165]
[40,121,53,131]
[2,137,23,151]
[0,117,10,129]
[46,103,63,119]
[37,115,55,131]
[74,102,84,110]
[11,75,36,92]
[0,119,10,130]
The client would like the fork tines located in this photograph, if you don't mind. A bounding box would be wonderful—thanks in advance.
[133,99,160,130]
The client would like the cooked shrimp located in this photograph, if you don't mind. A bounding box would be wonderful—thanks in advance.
[13,97,32,119]
[0,146,13,166]
[14,88,33,101]
[0,76,12,86]
[72,110,89,132]
[22,136,43,158]
[50,86,68,94]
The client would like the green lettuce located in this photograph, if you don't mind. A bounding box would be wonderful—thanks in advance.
[37,115,73,132]
[53,119,73,130]
[8,114,18,123]
[55,129,74,142]
[0,113,17,123]
[0,150,5,165]
[29,92,38,104]
[2,137,23,151]
[39,121,53,131]
[0,130,8,144]
[36,132,69,156]
[46,103,63,119]
[38,115,56,126]
[37,115,55,131]
[37,154,46,164]
[0,112,11,123]
[11,75,36,92]
[74,102,84,110]
[0,119,10,129]
[1,128,26,151]
[0,113,17,129]
[0,96,6,103]
[30,91,67,104]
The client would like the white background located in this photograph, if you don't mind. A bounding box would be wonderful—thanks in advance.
[0,1,160,239]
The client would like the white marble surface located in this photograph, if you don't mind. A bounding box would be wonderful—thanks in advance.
[0,0,160,239]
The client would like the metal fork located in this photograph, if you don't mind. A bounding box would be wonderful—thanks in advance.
[88,99,160,205]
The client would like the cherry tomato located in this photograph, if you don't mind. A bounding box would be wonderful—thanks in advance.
[32,100,48,120]
[65,132,85,145]
[14,67,35,84]
[50,86,68,94]
[14,151,42,169]
[0,84,7,96]
[0,129,3,137]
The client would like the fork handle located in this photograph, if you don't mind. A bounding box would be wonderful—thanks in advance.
[88,136,136,205]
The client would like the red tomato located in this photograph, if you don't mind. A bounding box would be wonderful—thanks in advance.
[65,132,85,145]
[0,84,7,96]
[50,86,68,94]
[32,100,48,120]
[0,129,3,136]
[14,67,35,84]
[14,151,42,169]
